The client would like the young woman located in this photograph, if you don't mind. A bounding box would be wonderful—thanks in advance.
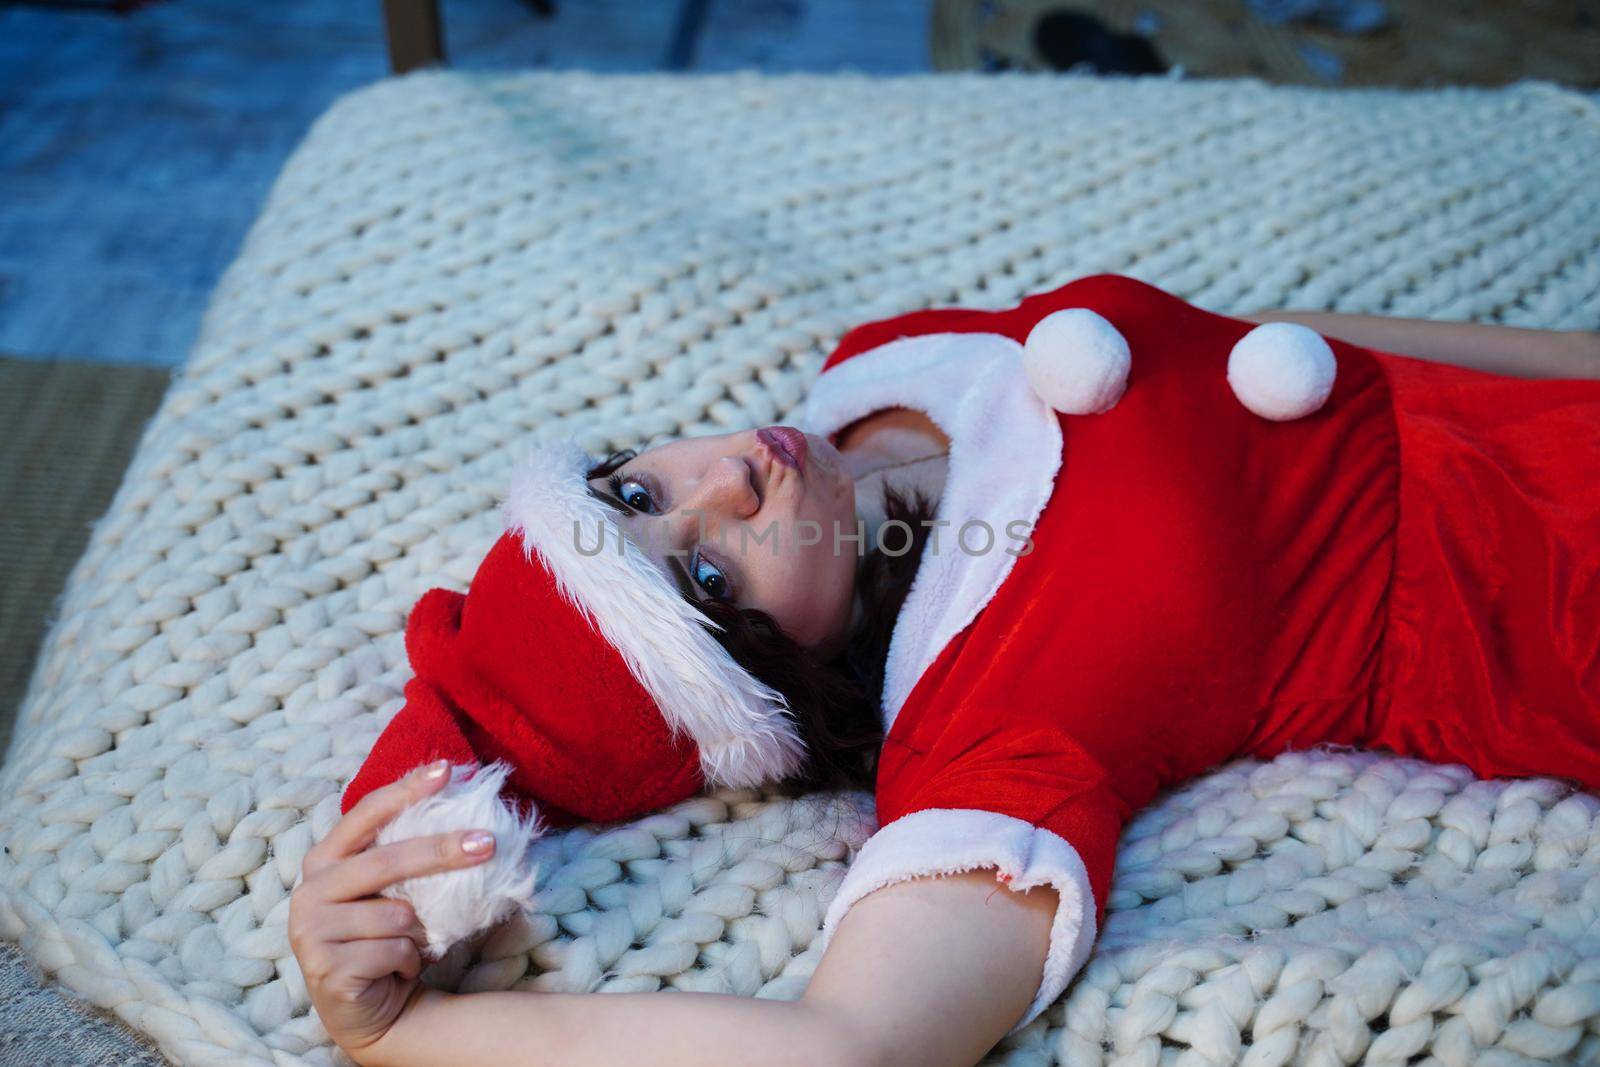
[289,274,1600,1067]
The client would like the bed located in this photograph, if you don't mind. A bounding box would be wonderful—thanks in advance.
[2,68,1598,1066]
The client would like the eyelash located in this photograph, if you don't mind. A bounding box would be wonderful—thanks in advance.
[607,471,734,602]
[608,472,661,514]
[691,548,734,602]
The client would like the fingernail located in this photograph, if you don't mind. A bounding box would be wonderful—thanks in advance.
[462,831,495,855]
[424,760,449,779]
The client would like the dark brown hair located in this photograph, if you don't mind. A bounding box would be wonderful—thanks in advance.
[585,450,935,792]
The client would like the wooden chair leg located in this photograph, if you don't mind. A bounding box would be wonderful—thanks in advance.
[383,0,446,74]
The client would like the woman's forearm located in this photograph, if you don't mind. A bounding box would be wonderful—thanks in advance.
[1240,309,1600,380]
[357,869,1058,1067]
[361,986,861,1067]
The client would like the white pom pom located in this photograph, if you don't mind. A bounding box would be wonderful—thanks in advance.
[375,761,543,958]
[1227,321,1337,421]
[1022,307,1132,415]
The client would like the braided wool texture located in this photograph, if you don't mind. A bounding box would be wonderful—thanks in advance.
[2,70,1599,1066]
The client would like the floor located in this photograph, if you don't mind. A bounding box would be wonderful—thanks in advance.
[0,0,932,370]
[0,356,171,759]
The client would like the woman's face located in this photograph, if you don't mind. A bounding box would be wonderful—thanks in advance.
[587,427,858,648]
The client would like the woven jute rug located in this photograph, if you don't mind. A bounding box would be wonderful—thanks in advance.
[1,70,1598,1067]
[0,356,171,762]
[0,355,173,1064]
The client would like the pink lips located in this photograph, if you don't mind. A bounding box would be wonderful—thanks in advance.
[757,426,808,473]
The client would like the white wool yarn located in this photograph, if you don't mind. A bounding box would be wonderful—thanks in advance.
[375,762,542,959]
[1023,307,1132,415]
[1227,321,1338,421]
[2,70,1598,1067]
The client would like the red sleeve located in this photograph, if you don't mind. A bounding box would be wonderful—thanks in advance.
[879,719,1128,931]
[821,717,1129,1036]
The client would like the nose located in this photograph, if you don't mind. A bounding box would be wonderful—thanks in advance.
[684,456,760,521]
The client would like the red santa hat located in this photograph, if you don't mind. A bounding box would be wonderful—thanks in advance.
[342,438,806,955]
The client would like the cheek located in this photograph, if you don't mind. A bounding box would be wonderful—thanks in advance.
[794,534,857,639]
[743,494,860,644]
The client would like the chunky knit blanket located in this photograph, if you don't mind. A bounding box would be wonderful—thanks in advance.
[3,70,1598,1067]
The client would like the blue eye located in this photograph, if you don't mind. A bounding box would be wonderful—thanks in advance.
[693,551,731,601]
[608,474,657,514]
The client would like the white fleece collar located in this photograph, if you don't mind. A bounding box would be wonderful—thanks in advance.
[798,333,1063,731]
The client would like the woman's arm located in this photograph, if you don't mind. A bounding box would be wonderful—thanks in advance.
[1239,309,1600,380]
[363,870,1058,1067]
[299,772,1062,1067]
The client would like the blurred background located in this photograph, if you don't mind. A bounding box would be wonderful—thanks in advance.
[0,1,1597,1060]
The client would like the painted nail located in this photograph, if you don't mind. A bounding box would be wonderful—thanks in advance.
[462,831,494,855]
[424,760,449,779]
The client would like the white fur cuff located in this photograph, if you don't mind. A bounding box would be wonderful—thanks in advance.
[819,807,1098,1036]
[374,762,544,958]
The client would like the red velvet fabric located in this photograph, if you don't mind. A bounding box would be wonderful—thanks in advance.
[341,530,705,822]
[828,273,1600,933]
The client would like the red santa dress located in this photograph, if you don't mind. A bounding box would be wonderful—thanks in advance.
[797,273,1600,1034]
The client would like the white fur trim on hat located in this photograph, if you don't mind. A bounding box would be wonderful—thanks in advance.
[1227,321,1338,421]
[1022,307,1132,415]
[376,762,542,958]
[499,438,807,789]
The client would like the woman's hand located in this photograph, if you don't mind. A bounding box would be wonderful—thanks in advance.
[288,760,497,1063]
